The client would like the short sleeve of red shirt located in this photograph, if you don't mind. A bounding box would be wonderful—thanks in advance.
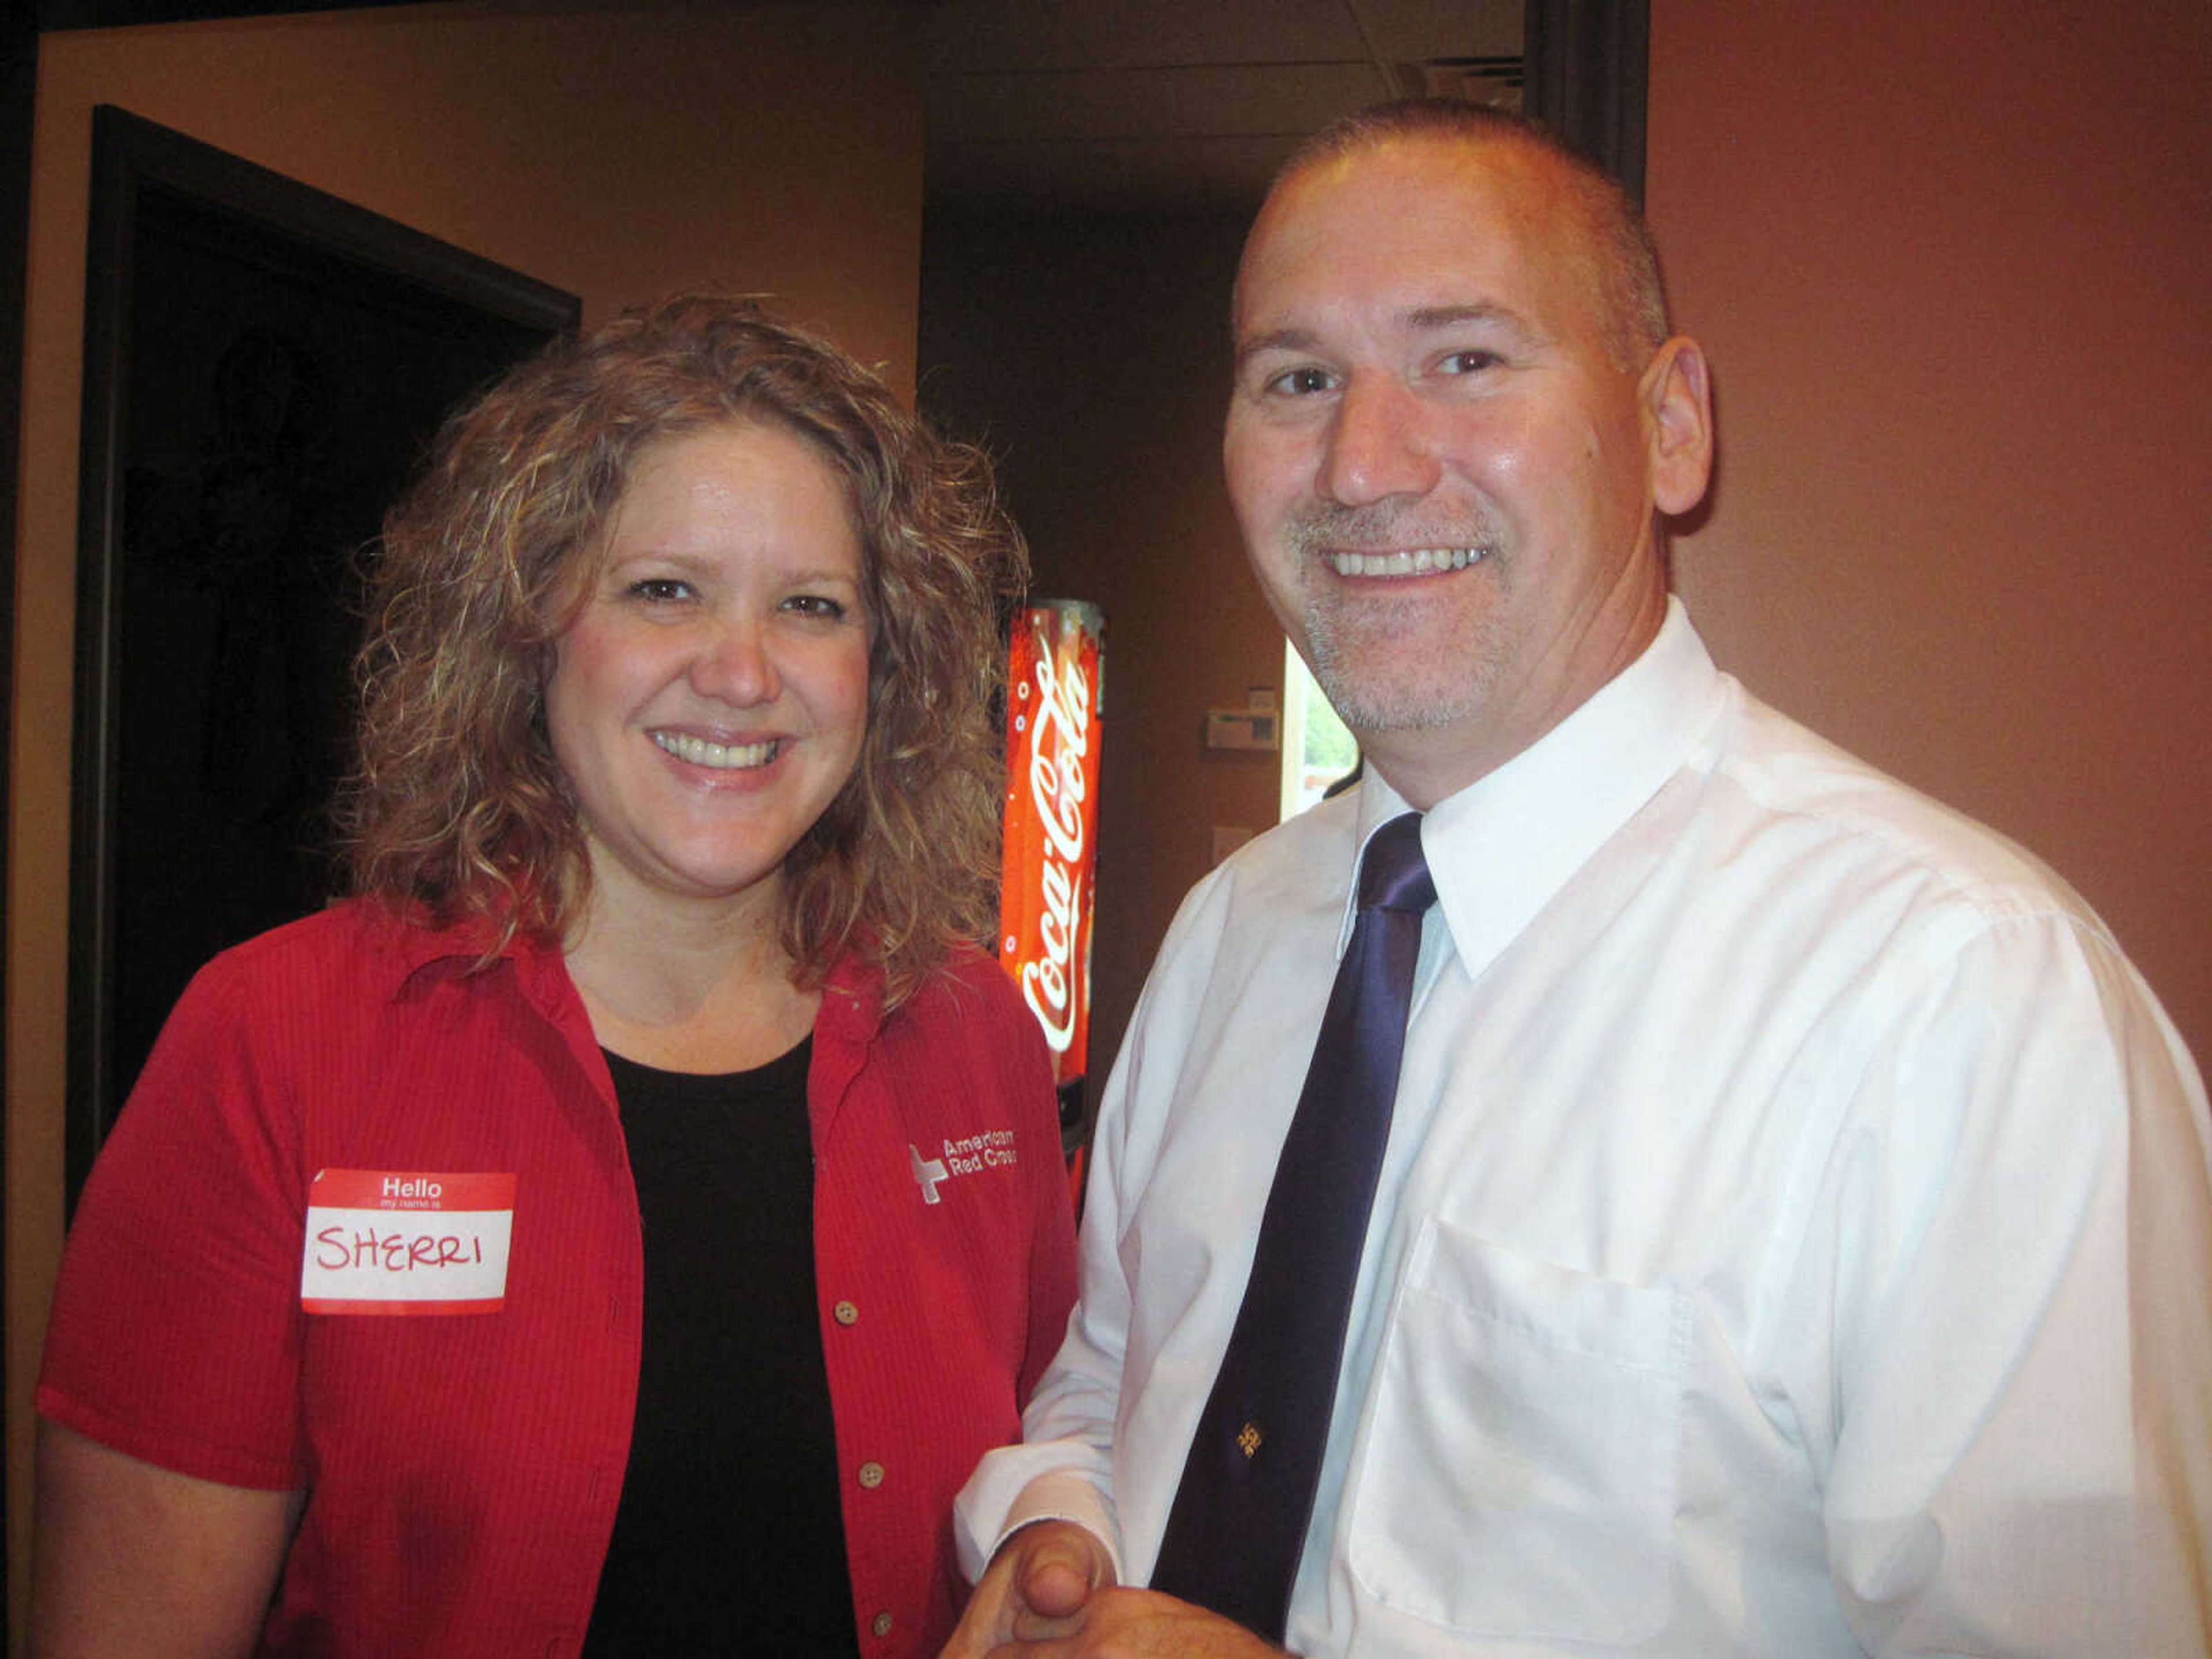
[39,935,317,1490]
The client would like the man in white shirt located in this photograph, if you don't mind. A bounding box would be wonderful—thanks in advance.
[945,100,2211,1658]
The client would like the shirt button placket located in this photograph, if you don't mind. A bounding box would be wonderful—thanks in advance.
[837,1298,887,1634]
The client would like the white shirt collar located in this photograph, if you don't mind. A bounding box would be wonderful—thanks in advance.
[1342,596,1726,976]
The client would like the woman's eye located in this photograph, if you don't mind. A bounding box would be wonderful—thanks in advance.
[626,577,691,603]
[782,594,848,620]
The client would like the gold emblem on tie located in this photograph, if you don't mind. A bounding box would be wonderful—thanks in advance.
[1237,1421,1263,1459]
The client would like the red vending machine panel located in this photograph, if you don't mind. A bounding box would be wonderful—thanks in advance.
[998,599,1104,1191]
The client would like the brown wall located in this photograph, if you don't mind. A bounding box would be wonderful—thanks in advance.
[6,3,925,1630]
[1647,0,2211,1069]
[920,213,1280,1126]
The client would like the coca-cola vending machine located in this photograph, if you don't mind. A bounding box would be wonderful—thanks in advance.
[998,599,1104,1202]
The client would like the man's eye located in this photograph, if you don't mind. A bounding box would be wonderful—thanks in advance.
[1439,349,1502,375]
[1266,366,1336,396]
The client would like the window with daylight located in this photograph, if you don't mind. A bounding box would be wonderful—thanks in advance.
[1279,642,1358,821]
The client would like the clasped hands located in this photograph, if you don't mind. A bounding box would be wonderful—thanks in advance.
[938,1520,1286,1658]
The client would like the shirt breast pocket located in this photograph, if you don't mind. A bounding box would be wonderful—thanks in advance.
[1346,1217,1688,1645]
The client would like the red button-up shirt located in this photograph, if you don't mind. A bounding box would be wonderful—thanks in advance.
[39,901,1077,1656]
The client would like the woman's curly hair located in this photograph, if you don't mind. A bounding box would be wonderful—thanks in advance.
[338,294,1029,1009]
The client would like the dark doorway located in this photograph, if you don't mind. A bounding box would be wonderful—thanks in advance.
[67,107,578,1209]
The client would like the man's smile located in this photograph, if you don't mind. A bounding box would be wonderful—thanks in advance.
[1327,546,1488,578]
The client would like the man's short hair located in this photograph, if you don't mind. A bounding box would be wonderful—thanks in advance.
[1277,99,1671,369]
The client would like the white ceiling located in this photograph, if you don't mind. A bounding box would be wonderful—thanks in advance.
[921,0,1525,219]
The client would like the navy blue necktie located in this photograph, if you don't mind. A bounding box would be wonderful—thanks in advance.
[1149,811,1436,1642]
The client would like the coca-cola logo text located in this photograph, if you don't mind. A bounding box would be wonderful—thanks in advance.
[1018,622,1093,1052]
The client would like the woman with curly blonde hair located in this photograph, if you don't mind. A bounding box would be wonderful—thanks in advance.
[35,296,1078,1658]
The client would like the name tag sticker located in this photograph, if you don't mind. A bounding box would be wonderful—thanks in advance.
[301,1169,516,1316]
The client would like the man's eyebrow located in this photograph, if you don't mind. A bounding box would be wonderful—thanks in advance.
[1233,304,1538,371]
[1232,328,1320,374]
[1407,302,1533,337]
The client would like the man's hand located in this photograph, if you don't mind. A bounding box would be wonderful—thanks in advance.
[987,1584,1287,1656]
[941,1519,1118,1656]
[942,1526,1285,1657]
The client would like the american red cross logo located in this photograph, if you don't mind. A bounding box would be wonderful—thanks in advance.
[910,1143,949,1205]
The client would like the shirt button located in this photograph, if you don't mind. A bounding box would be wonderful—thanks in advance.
[870,1612,894,1638]
[834,1299,859,1325]
[857,1460,885,1489]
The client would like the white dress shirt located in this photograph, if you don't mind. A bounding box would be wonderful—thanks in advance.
[956,600,2212,1656]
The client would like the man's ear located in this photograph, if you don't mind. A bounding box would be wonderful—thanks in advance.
[1640,335,1713,517]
